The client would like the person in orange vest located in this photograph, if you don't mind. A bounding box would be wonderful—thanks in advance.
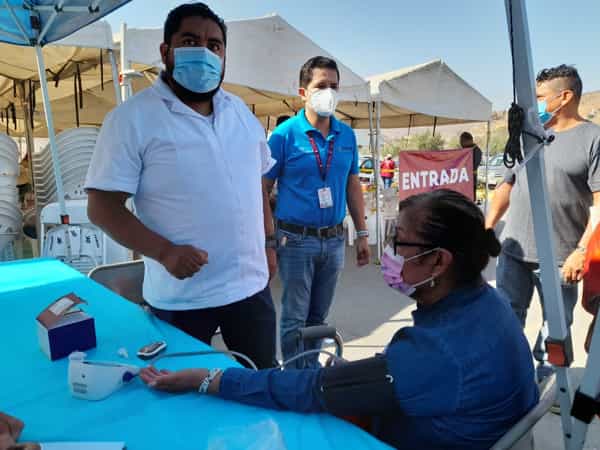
[381,153,396,189]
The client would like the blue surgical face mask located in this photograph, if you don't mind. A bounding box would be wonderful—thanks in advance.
[537,93,562,125]
[172,47,222,94]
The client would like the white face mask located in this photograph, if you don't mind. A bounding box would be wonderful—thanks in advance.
[309,88,338,117]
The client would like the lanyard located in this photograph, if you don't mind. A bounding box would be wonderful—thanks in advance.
[307,132,334,182]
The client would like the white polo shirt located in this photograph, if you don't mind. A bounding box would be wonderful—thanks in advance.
[85,76,275,311]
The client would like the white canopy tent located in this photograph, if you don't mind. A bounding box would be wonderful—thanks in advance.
[361,60,492,258]
[0,20,119,137]
[367,59,492,129]
[119,14,371,127]
[0,0,130,234]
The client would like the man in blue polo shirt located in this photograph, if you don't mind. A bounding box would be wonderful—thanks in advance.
[263,56,370,368]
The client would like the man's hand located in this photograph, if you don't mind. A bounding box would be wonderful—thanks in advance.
[562,249,586,284]
[0,412,23,450]
[356,237,370,266]
[158,244,208,280]
[140,367,207,392]
[266,248,277,281]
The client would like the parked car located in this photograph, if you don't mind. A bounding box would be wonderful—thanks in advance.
[477,154,506,188]
[359,156,375,185]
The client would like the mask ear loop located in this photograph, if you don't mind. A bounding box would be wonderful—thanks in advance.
[407,247,443,290]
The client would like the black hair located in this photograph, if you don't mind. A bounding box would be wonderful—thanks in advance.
[276,115,291,127]
[536,64,582,99]
[299,56,340,88]
[398,189,501,284]
[164,3,227,46]
[460,132,473,142]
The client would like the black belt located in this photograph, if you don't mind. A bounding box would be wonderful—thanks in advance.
[278,220,344,239]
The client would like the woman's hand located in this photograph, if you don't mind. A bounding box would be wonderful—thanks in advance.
[140,367,208,393]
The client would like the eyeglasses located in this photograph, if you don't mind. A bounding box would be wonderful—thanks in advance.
[392,240,436,256]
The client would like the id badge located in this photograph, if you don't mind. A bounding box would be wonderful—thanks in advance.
[318,187,334,209]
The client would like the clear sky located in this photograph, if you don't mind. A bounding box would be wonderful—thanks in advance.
[105,0,600,110]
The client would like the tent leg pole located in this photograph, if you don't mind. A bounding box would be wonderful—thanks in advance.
[504,1,576,447]
[484,120,490,213]
[35,45,71,258]
[367,102,376,256]
[108,49,122,105]
[375,100,382,261]
[17,82,40,251]
[120,22,131,102]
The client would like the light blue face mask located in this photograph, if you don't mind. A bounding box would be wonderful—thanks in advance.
[537,93,562,125]
[172,47,222,94]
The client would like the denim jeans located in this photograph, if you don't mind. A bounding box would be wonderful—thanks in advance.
[383,177,393,189]
[496,251,578,363]
[277,229,345,368]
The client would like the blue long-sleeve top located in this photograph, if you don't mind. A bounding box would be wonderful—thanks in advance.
[219,281,539,450]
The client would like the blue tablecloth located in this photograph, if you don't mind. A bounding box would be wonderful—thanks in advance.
[0,258,391,450]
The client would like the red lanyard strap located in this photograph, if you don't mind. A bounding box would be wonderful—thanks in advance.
[308,132,334,182]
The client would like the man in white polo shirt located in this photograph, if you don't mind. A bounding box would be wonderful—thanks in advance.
[85,3,278,368]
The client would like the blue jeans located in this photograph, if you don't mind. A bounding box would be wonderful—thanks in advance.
[496,251,578,363]
[277,229,345,368]
[383,177,393,189]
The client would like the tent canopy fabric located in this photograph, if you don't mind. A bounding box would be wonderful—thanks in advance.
[120,14,371,125]
[362,59,493,129]
[0,0,129,46]
[0,20,117,136]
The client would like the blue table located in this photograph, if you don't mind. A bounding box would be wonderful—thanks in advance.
[0,259,391,450]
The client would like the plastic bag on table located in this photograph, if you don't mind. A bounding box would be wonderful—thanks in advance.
[207,419,287,450]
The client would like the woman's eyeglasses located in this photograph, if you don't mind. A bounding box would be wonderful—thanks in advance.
[391,241,435,256]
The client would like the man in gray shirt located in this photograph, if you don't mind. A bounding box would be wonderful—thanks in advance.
[486,65,600,382]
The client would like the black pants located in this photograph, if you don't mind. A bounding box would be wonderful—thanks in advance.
[151,287,277,369]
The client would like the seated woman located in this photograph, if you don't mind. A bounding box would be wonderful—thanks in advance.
[140,189,539,450]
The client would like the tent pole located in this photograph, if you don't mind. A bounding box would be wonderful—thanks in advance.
[34,45,71,257]
[504,1,575,447]
[120,22,131,101]
[375,100,382,261]
[484,120,491,213]
[17,81,39,249]
[108,49,122,104]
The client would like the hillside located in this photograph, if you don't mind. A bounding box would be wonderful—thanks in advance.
[380,90,600,150]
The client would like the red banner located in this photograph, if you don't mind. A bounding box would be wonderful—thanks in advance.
[398,149,474,200]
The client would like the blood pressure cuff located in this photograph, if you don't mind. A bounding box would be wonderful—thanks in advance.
[317,355,398,417]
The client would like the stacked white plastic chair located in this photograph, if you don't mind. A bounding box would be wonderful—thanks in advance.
[32,127,99,210]
[0,133,22,260]
[36,127,129,273]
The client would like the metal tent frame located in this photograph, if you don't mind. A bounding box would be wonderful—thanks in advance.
[0,0,130,256]
[504,1,599,449]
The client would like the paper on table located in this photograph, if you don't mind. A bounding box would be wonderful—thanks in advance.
[41,443,125,450]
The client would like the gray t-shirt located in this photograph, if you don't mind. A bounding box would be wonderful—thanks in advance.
[501,121,600,264]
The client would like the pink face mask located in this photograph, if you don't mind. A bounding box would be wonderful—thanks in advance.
[381,245,438,297]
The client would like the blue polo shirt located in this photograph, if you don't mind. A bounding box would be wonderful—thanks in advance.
[265,109,359,228]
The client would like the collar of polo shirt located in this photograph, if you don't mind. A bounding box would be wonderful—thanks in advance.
[297,108,342,138]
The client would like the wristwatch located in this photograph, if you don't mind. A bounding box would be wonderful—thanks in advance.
[356,230,369,238]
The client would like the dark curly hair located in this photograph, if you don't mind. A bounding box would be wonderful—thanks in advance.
[536,64,582,99]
